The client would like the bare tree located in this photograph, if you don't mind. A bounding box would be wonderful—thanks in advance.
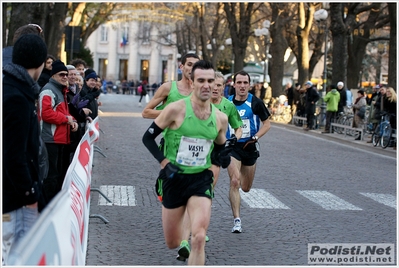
[223,3,257,73]
[387,3,396,89]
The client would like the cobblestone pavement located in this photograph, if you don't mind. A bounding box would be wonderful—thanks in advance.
[86,93,396,266]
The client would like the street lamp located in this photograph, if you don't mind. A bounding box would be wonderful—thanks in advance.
[254,20,271,83]
[314,9,328,127]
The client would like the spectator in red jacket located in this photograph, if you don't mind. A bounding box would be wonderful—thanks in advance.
[38,60,79,203]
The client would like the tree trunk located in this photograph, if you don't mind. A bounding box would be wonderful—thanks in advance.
[388,3,396,89]
[296,3,314,85]
[223,3,254,74]
[270,4,289,96]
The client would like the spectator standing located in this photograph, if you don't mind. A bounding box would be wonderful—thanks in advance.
[80,69,102,120]
[346,87,353,107]
[304,81,320,130]
[37,55,55,88]
[292,83,303,120]
[336,81,347,114]
[137,81,148,107]
[227,71,271,233]
[2,34,48,265]
[263,82,273,107]
[66,65,91,162]
[366,85,381,143]
[383,87,397,149]
[3,24,44,67]
[70,58,87,78]
[76,74,84,89]
[121,79,128,94]
[38,60,79,203]
[352,89,367,140]
[249,82,266,102]
[322,85,340,133]
[284,82,294,107]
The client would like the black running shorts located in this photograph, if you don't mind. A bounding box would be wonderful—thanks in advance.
[230,141,260,166]
[160,169,214,209]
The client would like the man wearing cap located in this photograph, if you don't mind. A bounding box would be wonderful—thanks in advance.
[3,34,48,264]
[79,68,102,120]
[336,81,347,114]
[38,60,79,204]
[304,81,320,130]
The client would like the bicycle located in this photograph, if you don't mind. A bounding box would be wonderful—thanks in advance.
[372,113,393,148]
[333,109,353,134]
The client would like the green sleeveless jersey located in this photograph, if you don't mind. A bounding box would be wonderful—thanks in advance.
[212,97,243,130]
[156,81,191,110]
[163,97,218,174]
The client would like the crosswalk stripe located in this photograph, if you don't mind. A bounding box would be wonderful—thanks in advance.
[98,185,136,206]
[359,192,396,209]
[296,190,362,210]
[240,188,290,209]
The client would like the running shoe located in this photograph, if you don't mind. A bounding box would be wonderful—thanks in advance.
[176,240,190,262]
[205,235,210,242]
[231,218,242,233]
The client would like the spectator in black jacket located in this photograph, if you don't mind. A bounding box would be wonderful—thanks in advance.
[80,69,101,120]
[336,81,347,114]
[37,54,55,88]
[2,34,48,265]
[304,81,320,130]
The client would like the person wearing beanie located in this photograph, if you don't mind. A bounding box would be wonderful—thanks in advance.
[79,68,101,120]
[2,33,48,265]
[304,80,320,130]
[336,81,347,114]
[38,59,79,204]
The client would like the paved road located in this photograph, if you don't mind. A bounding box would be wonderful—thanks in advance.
[86,93,396,266]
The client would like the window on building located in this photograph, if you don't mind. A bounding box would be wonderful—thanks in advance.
[121,26,129,46]
[100,25,108,42]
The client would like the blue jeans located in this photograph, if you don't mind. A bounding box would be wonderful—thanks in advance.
[2,206,39,265]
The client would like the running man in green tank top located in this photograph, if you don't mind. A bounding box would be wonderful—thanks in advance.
[142,53,200,119]
[210,71,243,185]
[142,60,234,265]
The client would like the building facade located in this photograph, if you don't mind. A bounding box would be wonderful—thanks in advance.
[86,19,178,85]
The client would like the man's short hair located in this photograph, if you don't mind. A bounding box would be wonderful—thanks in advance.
[190,60,214,81]
[233,70,251,84]
[214,71,225,84]
[66,64,76,70]
[181,53,200,65]
[12,24,44,44]
[70,58,87,68]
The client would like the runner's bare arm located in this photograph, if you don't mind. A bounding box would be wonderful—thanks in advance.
[142,82,172,119]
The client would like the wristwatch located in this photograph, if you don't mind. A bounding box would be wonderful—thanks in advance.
[253,135,259,141]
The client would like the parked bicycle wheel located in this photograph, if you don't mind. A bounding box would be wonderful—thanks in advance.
[344,116,355,136]
[381,122,392,149]
[333,114,345,134]
[372,123,381,147]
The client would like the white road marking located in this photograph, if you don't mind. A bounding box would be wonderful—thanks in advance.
[296,190,362,210]
[359,192,397,209]
[240,188,290,209]
[98,185,136,206]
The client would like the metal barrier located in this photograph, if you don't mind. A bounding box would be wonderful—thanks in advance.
[330,122,365,140]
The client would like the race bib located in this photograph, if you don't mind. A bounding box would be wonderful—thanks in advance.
[241,119,250,138]
[176,136,212,166]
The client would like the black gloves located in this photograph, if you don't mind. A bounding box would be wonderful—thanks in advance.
[218,135,237,168]
[163,162,182,179]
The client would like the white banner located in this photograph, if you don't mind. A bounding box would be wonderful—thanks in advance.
[8,117,100,265]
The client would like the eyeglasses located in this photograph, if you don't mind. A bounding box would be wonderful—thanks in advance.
[58,73,69,78]
[28,24,43,34]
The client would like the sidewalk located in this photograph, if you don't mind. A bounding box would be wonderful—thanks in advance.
[273,121,397,158]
